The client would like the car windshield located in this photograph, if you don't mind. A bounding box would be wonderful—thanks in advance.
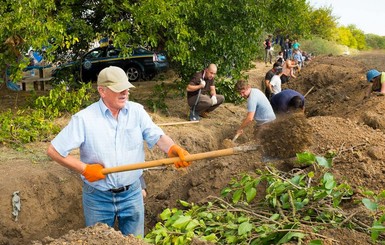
[84,49,105,60]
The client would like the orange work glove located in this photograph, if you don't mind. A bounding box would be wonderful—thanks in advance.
[167,144,191,168]
[82,164,106,182]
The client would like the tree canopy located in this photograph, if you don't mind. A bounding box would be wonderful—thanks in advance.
[0,0,383,86]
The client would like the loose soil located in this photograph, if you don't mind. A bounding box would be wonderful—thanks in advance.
[1,51,385,245]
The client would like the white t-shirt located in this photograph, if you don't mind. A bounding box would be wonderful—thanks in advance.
[270,75,282,95]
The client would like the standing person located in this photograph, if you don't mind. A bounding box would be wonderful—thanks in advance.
[292,39,300,51]
[47,66,191,237]
[270,89,305,114]
[365,69,385,98]
[186,64,225,120]
[234,79,276,137]
[263,35,273,66]
[283,38,290,60]
[263,62,282,99]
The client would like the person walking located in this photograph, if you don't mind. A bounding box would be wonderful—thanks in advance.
[186,64,225,120]
[234,79,276,137]
[47,66,191,237]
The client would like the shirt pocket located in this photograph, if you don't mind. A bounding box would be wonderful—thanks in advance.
[123,126,144,151]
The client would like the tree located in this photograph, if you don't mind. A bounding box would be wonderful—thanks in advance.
[1,0,335,90]
[366,34,385,50]
[308,7,337,40]
[0,1,83,88]
[347,25,366,50]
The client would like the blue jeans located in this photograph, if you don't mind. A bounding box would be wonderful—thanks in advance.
[82,179,144,237]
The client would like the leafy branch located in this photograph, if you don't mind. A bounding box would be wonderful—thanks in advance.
[145,152,385,244]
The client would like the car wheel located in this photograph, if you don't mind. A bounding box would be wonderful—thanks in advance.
[126,66,141,82]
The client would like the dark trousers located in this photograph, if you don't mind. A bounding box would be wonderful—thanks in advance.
[188,94,225,115]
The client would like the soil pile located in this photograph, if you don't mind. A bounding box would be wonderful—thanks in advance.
[1,51,385,244]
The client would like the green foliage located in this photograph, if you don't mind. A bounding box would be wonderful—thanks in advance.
[360,189,385,241]
[215,77,244,104]
[121,0,265,82]
[34,82,93,118]
[300,37,351,56]
[145,152,364,244]
[0,109,60,148]
[308,7,337,40]
[334,25,367,50]
[0,82,93,148]
[365,34,385,50]
[146,83,169,114]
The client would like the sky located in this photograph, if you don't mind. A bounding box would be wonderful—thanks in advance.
[307,0,385,36]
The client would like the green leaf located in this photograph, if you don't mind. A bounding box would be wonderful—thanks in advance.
[296,152,315,164]
[232,189,243,204]
[371,224,385,231]
[246,187,257,203]
[172,215,192,229]
[238,221,253,235]
[226,235,238,243]
[159,208,172,221]
[221,187,232,196]
[270,213,280,221]
[309,240,323,245]
[290,175,301,185]
[185,219,200,231]
[277,231,306,244]
[362,198,378,211]
[316,156,331,168]
[325,179,336,190]
[308,171,315,178]
[179,200,190,207]
[201,233,217,242]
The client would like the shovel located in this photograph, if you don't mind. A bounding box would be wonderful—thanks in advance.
[101,145,259,174]
[222,132,241,148]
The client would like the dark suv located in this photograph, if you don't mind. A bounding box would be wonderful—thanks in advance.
[52,46,169,83]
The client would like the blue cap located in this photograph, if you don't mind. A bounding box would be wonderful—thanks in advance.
[366,69,381,82]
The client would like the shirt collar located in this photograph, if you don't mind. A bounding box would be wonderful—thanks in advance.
[98,98,129,117]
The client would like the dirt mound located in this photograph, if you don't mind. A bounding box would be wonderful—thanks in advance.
[31,223,148,245]
[1,51,385,244]
[259,112,313,159]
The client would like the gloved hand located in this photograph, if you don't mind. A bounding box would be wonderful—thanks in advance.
[200,78,206,88]
[167,144,191,168]
[82,164,106,182]
[211,95,218,105]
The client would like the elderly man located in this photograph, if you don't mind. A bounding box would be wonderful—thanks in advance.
[186,64,225,120]
[47,66,191,237]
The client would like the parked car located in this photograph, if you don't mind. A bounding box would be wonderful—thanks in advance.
[52,46,169,83]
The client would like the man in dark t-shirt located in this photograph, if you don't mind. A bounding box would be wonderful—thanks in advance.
[263,62,282,99]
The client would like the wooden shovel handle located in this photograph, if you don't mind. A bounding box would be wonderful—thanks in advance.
[101,145,258,174]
